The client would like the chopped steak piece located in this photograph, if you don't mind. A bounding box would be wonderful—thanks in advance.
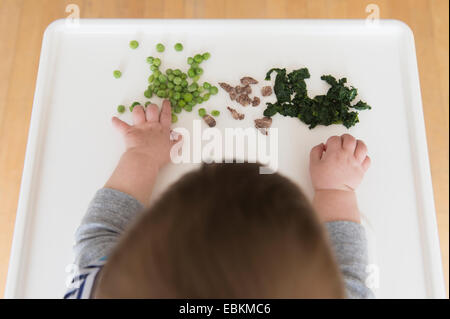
[219,82,234,93]
[254,116,272,135]
[254,116,272,128]
[244,85,252,94]
[235,85,244,94]
[252,96,260,106]
[240,76,258,85]
[229,91,237,101]
[236,94,252,106]
[227,106,245,120]
[261,86,273,97]
[203,114,216,127]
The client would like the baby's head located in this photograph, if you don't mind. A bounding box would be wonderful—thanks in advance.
[94,163,344,298]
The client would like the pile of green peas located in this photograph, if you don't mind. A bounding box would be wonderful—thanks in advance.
[144,52,218,122]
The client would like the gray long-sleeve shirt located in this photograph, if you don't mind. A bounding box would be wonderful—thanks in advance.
[65,188,374,299]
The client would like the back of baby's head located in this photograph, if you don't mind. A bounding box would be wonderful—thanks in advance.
[94,163,345,298]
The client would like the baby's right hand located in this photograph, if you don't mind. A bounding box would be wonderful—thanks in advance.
[310,134,371,192]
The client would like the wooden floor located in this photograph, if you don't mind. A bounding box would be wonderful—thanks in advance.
[0,0,448,298]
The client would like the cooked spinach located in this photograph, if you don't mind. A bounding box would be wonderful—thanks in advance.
[263,68,371,129]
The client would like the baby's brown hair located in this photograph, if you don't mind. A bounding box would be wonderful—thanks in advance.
[94,163,345,298]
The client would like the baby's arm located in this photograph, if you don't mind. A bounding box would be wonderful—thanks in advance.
[310,134,374,298]
[74,101,180,267]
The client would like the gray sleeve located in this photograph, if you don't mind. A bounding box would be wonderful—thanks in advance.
[74,188,144,268]
[325,221,374,299]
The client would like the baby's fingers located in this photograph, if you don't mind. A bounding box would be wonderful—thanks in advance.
[354,140,368,162]
[112,116,130,135]
[132,105,146,125]
[310,143,325,162]
[362,156,371,172]
[145,104,159,122]
[160,100,172,128]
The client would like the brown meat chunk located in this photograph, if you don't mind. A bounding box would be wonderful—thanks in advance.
[236,94,252,107]
[235,85,244,94]
[244,85,252,94]
[227,106,245,120]
[203,114,216,127]
[219,82,234,93]
[261,86,273,97]
[240,76,258,85]
[254,116,272,135]
[229,91,237,101]
[251,96,260,107]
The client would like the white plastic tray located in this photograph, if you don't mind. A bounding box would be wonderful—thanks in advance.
[5,19,445,298]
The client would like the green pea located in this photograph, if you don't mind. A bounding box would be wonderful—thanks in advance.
[183,93,193,102]
[188,101,196,107]
[168,74,175,82]
[202,52,211,60]
[196,96,203,104]
[160,83,167,90]
[193,75,200,82]
[174,92,181,100]
[154,79,160,86]
[144,89,153,98]
[202,93,210,101]
[153,58,161,67]
[188,68,196,78]
[173,77,182,85]
[198,108,206,117]
[193,91,199,97]
[174,105,182,113]
[191,62,199,68]
[187,57,194,65]
[194,54,203,63]
[117,105,125,113]
[130,102,140,112]
[181,80,188,87]
[184,105,192,112]
[174,85,182,92]
[173,69,182,76]
[168,90,174,98]
[174,43,183,51]
[156,43,165,52]
[153,70,161,78]
[150,65,158,72]
[181,73,187,80]
[146,56,154,64]
[178,100,186,107]
[195,68,203,75]
[113,70,122,79]
[209,86,218,95]
[148,74,154,83]
[170,98,177,107]
[203,82,211,89]
[211,110,220,116]
[171,114,178,123]
[157,90,166,98]
[167,82,174,89]
[188,83,198,92]
[159,74,167,83]
[129,40,139,49]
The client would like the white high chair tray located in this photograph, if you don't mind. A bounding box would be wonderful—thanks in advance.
[5,19,445,298]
